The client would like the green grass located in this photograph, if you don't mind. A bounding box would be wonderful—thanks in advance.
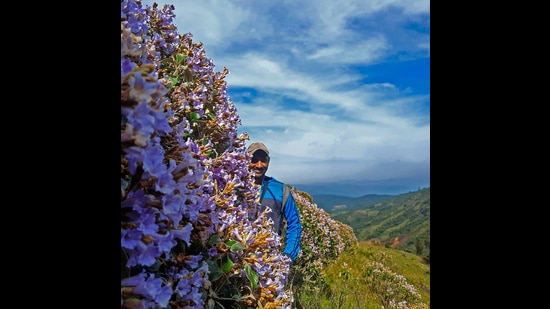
[292,241,430,309]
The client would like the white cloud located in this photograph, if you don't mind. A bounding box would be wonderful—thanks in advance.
[139,0,430,195]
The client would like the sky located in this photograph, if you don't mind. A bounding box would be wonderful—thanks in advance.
[139,0,430,197]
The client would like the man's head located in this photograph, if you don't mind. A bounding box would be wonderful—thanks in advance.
[247,142,270,183]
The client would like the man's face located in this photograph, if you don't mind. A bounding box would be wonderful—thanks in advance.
[249,150,269,181]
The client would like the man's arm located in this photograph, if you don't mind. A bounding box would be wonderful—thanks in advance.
[282,193,302,262]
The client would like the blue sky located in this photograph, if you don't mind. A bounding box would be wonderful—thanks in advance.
[140,0,430,197]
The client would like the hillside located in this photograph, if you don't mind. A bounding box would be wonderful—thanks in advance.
[294,241,430,308]
[328,187,430,257]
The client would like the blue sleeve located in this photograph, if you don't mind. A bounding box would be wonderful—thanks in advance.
[283,193,302,261]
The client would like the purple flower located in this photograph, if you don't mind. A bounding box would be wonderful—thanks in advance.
[134,273,172,307]
[161,194,185,225]
[121,228,142,250]
[185,254,203,269]
[155,233,176,255]
[126,241,160,267]
[171,222,193,246]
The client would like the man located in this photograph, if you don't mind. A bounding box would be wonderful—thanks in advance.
[247,142,302,263]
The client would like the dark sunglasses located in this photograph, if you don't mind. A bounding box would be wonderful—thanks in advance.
[251,157,269,163]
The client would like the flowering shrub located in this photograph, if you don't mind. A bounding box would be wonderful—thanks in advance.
[121,1,357,308]
[289,189,358,296]
[363,261,428,309]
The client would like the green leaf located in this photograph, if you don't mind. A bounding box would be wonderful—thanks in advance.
[206,261,223,281]
[221,256,233,273]
[206,298,215,309]
[225,239,237,247]
[209,234,222,246]
[245,265,259,290]
[230,242,245,252]
[176,53,185,64]
[190,112,200,121]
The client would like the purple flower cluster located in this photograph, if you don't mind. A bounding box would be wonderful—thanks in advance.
[121,1,295,308]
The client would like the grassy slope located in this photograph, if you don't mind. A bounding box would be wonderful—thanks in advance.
[295,241,430,309]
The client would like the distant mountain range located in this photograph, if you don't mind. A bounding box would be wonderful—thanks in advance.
[292,179,428,197]
[310,193,394,212]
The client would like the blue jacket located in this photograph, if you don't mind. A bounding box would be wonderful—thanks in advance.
[259,176,302,261]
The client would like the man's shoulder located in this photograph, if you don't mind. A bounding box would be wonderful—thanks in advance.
[267,176,284,186]
[269,177,292,198]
